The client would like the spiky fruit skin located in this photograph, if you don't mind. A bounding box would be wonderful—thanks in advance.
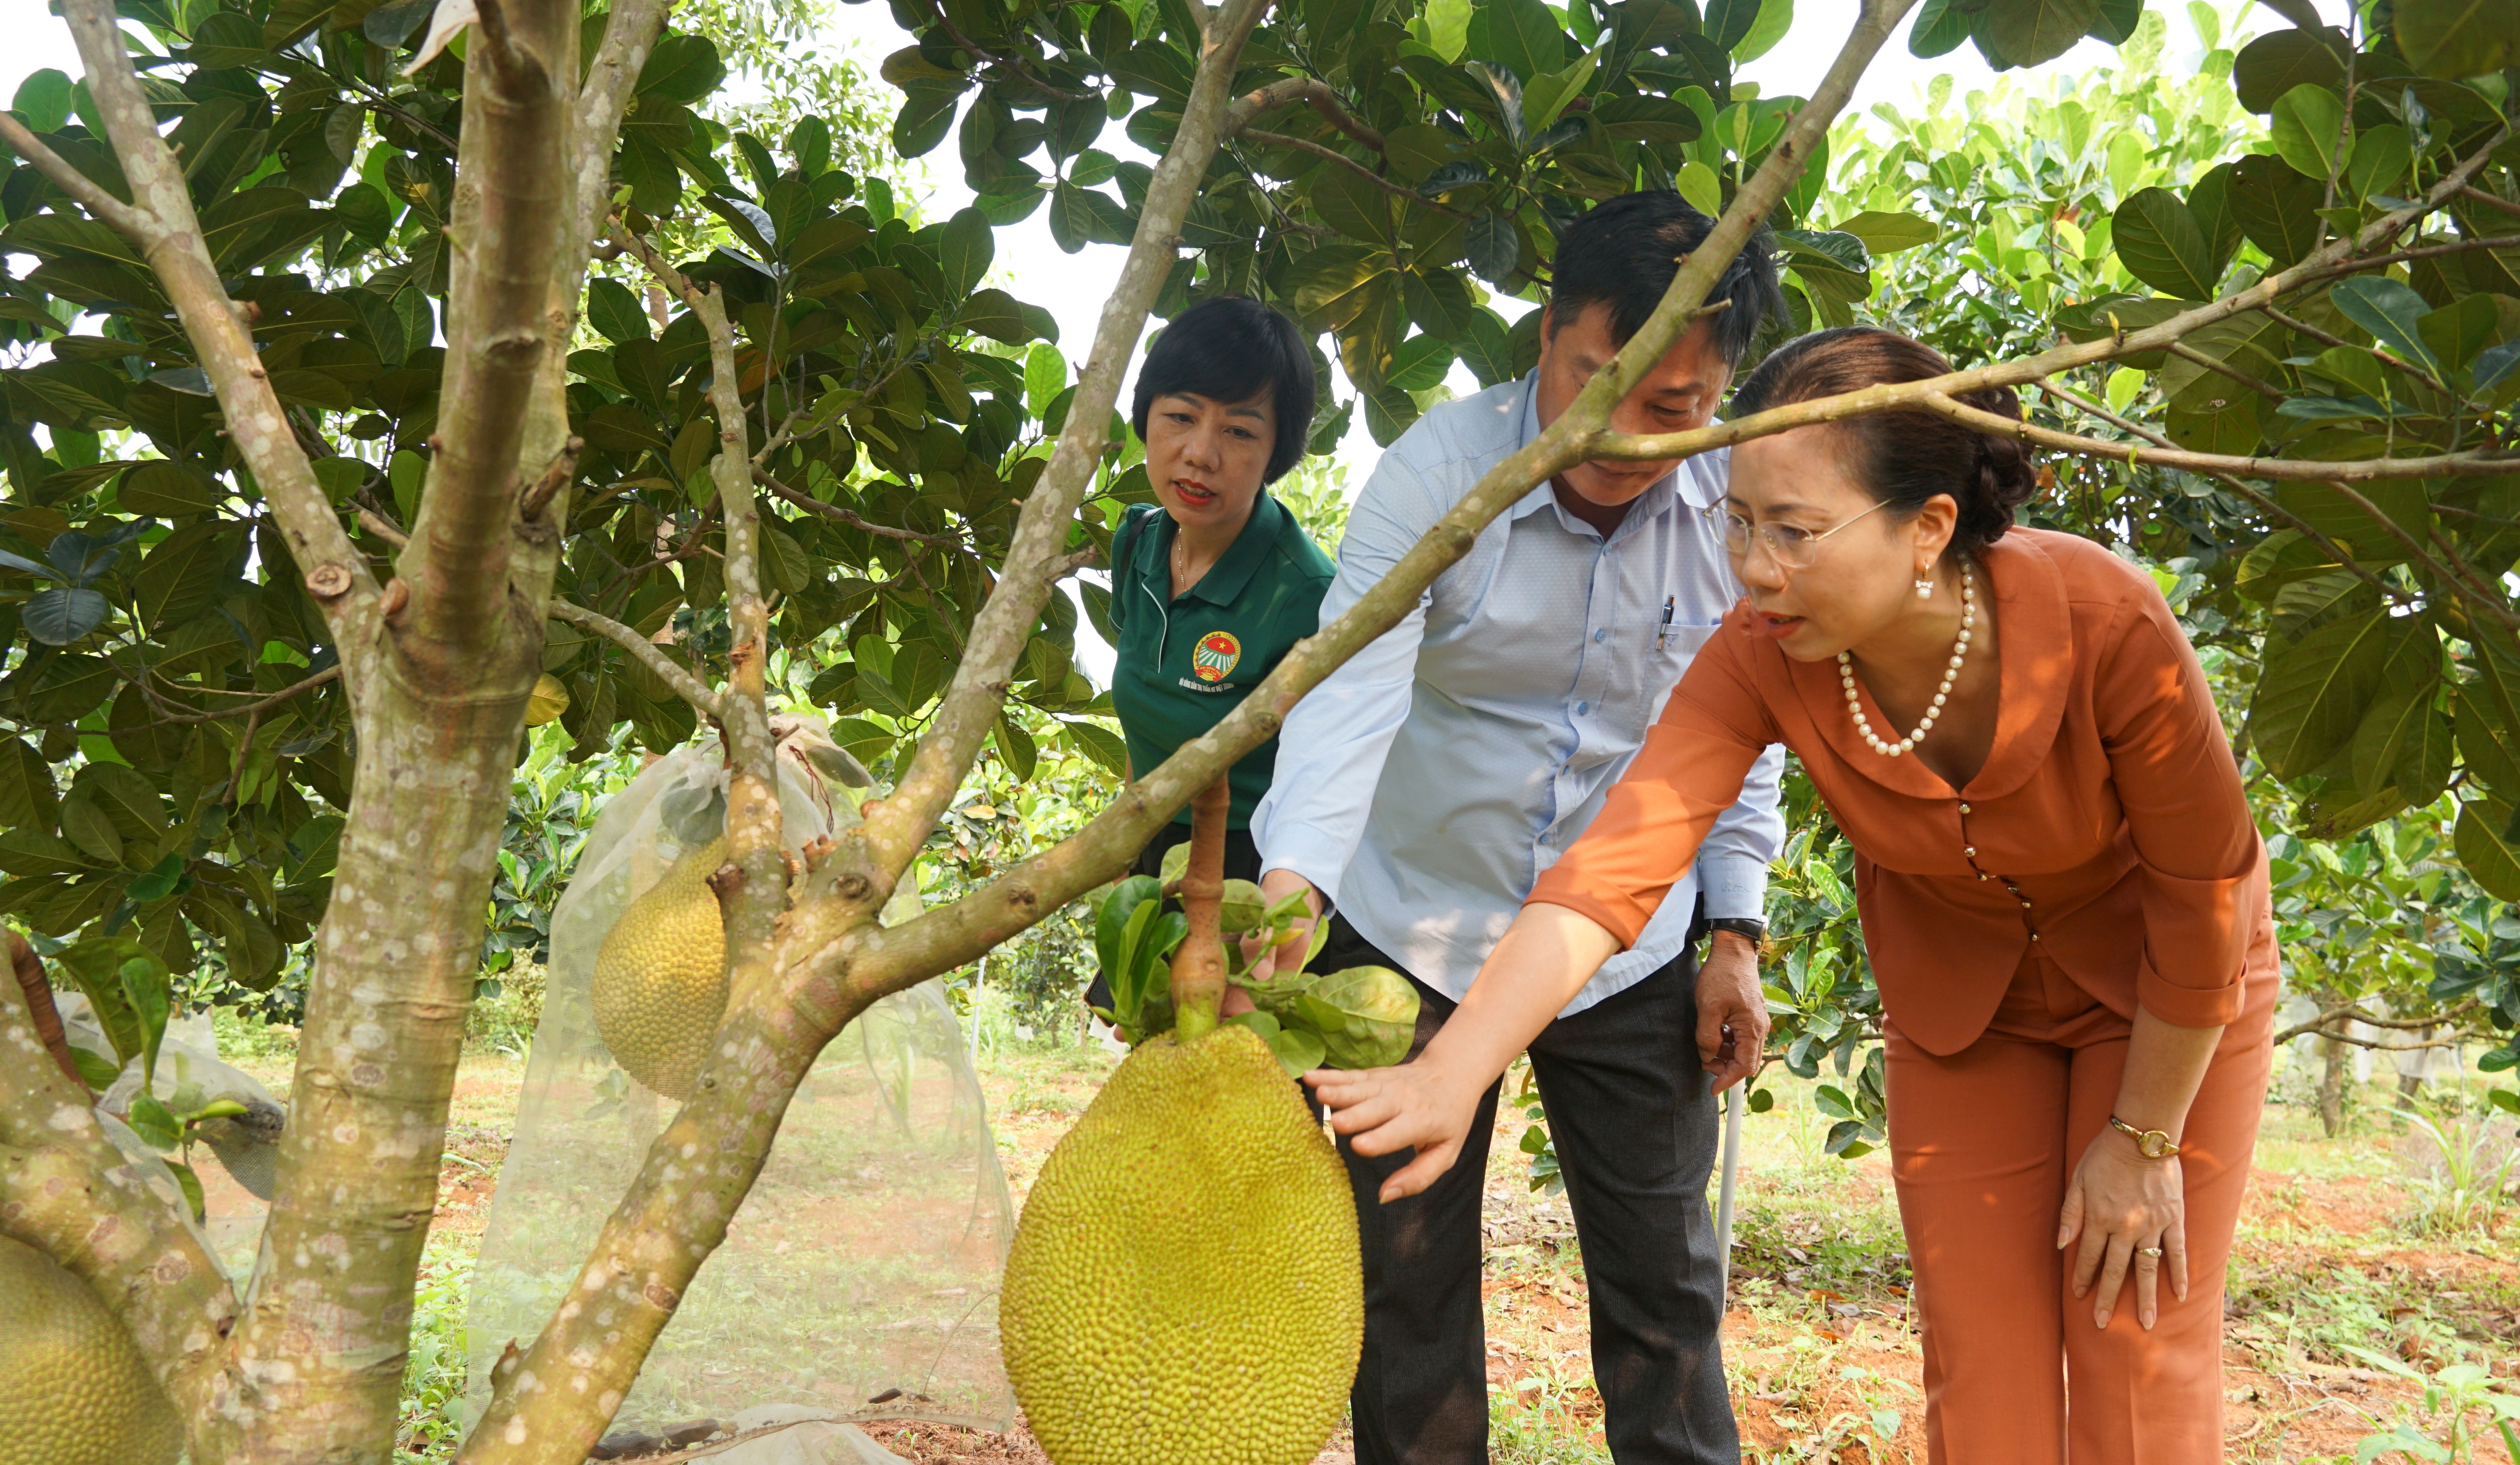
[0,1234,183,1465]
[591,838,728,1100]
[1002,1025,1362,1465]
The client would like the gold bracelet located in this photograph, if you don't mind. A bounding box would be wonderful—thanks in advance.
[2108,1114,2180,1159]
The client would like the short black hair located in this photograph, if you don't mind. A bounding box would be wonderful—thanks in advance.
[1130,296,1315,483]
[1547,191,1783,365]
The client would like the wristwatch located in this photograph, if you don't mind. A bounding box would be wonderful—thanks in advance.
[1703,916,1767,950]
[2108,1115,2181,1159]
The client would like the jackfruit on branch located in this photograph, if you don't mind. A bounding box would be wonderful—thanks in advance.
[591,837,729,1100]
[0,1234,184,1465]
[1002,1024,1362,1465]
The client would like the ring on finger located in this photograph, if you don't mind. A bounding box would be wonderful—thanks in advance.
[2138,1245,2163,1258]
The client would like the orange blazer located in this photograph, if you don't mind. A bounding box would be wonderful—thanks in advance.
[1528,528,2275,1056]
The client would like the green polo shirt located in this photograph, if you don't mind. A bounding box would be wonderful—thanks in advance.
[1108,495,1336,828]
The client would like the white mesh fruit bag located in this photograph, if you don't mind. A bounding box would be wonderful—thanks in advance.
[464,716,1013,1436]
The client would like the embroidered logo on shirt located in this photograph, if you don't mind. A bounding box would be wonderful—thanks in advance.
[1192,630,1242,683]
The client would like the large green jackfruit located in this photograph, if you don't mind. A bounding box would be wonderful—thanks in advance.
[0,1233,184,1465]
[591,838,727,1100]
[1002,1024,1361,1465]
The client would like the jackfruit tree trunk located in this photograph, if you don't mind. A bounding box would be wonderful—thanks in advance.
[0,0,658,1459]
[1170,778,1232,1042]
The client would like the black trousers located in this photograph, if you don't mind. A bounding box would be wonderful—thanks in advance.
[1317,915,1737,1465]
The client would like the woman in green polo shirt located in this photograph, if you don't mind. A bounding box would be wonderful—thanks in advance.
[1107,295,1335,887]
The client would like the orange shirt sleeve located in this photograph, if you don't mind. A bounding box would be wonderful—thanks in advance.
[2096,592,2260,1028]
[1526,620,1782,947]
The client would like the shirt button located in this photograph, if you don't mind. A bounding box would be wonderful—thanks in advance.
[1958,803,1971,814]
[2030,932,2042,942]
[1593,628,1608,643]
[1576,702,1590,715]
[2019,899,2033,909]
[1964,846,1976,857]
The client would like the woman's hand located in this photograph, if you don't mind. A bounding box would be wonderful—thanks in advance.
[2057,1127,2188,1330]
[1304,1060,1488,1203]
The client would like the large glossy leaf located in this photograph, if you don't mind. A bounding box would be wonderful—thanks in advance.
[2455,801,2520,902]
[2393,0,2517,79]
[2248,611,2398,780]
[2231,26,2349,112]
[1974,0,2100,68]
[2111,188,2221,301]
[21,586,110,645]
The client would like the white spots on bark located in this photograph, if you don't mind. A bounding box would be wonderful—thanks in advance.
[47,1104,93,1133]
[505,1418,529,1445]
[600,1389,624,1414]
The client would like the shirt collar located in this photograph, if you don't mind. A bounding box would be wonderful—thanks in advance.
[1154,493,1287,608]
[1506,371,1691,532]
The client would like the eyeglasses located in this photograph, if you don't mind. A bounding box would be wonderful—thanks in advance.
[1722,500,1886,570]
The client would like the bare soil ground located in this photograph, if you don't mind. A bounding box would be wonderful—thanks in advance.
[237,1036,2520,1464]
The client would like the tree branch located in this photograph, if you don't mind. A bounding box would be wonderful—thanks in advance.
[56,0,366,620]
[402,0,571,661]
[2260,302,2440,391]
[7,934,83,1087]
[2037,381,2410,608]
[574,0,670,250]
[0,943,241,1439]
[1238,128,1471,217]
[1592,124,2513,467]
[1919,391,2513,481]
[548,601,722,717]
[2457,184,2520,221]
[129,665,344,729]
[1224,76,1386,152]
[760,471,968,547]
[2165,340,2289,404]
[0,111,155,240]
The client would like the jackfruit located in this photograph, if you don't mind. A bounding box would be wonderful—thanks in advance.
[1002,1024,1360,1465]
[0,1233,184,1465]
[591,838,728,1100]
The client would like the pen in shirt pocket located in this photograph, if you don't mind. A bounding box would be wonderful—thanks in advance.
[1657,595,1676,649]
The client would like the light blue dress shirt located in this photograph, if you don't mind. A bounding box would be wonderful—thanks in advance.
[1252,374,1787,1015]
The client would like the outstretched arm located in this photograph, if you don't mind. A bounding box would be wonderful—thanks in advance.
[1304,902,1621,1200]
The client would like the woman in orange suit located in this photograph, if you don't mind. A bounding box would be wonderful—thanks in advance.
[1309,325,2278,1463]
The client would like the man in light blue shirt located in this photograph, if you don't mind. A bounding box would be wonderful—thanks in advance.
[1249,193,1786,1465]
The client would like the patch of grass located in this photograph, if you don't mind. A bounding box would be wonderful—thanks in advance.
[1489,1373,1610,1465]
[211,1006,299,1061]
[396,1237,478,1465]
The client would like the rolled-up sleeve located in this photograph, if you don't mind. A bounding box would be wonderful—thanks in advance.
[1529,621,1781,946]
[2097,598,2260,1028]
[1250,459,1435,904]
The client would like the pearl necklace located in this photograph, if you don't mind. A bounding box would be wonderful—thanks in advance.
[1840,564,1975,758]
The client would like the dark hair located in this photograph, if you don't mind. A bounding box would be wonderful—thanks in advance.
[1130,296,1316,483]
[1727,326,2039,557]
[1547,191,1784,365]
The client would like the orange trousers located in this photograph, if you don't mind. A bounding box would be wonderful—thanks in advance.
[1882,950,2277,1464]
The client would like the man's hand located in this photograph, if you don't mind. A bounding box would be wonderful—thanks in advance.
[1304,1057,1486,1202]
[1697,930,1766,1093]
[1239,868,1322,982]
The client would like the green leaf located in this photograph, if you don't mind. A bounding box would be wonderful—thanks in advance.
[1908,0,1975,57]
[22,587,109,645]
[585,278,651,345]
[2111,187,2220,300]
[125,1093,183,1150]
[1732,0,1791,62]
[12,69,74,132]
[2248,611,2398,780]
[1061,718,1129,775]
[1832,210,1935,254]
[2231,26,2349,112]
[1975,0,2103,67]
[2268,82,2346,182]
[1471,0,1567,82]
[2455,800,2520,902]
[2228,153,2325,267]
[2393,0,2517,79]
[937,206,995,297]
[119,955,169,1089]
[2328,278,2442,377]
